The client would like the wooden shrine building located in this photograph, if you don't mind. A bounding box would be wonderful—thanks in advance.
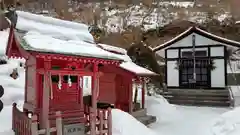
[6,17,157,134]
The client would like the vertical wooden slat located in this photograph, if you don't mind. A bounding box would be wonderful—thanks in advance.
[141,79,145,109]
[90,113,94,135]
[31,115,39,135]
[99,111,103,135]
[12,103,16,131]
[107,108,112,135]
[56,111,63,135]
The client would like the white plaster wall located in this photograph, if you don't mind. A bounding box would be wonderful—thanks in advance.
[210,47,224,57]
[211,59,225,88]
[167,49,178,58]
[155,32,226,58]
[167,61,179,87]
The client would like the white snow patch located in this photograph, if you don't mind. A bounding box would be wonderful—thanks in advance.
[0,29,10,56]
[120,62,156,75]
[16,11,94,43]
[23,31,122,60]
[0,59,25,133]
[146,95,178,122]
[112,109,158,135]
[206,107,240,135]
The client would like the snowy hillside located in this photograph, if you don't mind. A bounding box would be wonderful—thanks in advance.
[17,1,233,33]
[73,1,232,33]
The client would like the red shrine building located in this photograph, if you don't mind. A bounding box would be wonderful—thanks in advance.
[5,11,157,135]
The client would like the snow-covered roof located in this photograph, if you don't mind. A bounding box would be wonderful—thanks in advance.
[16,11,94,43]
[120,62,157,76]
[95,43,157,75]
[98,44,157,76]
[21,31,123,61]
[20,31,155,75]
[153,26,240,51]
[98,43,127,55]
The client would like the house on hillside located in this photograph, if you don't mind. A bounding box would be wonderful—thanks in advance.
[152,26,240,106]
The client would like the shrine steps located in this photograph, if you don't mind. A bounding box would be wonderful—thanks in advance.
[132,109,156,125]
[49,109,85,126]
[160,89,232,107]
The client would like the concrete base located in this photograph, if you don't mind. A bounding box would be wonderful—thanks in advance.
[132,109,156,125]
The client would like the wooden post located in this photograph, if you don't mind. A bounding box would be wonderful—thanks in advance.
[91,63,98,135]
[55,111,63,135]
[129,80,133,114]
[12,103,17,131]
[141,79,145,109]
[31,115,39,135]
[41,60,51,130]
[99,111,103,135]
[46,120,50,135]
[107,108,112,135]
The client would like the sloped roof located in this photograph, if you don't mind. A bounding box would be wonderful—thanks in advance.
[97,43,158,76]
[18,31,123,61]
[15,11,94,43]
[153,26,240,51]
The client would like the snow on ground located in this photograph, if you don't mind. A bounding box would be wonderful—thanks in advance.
[0,29,10,56]
[0,59,25,134]
[112,109,157,135]
[0,59,235,135]
[150,105,229,135]
[207,107,240,135]
[0,57,238,135]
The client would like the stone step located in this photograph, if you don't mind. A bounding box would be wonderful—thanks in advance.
[132,109,147,118]
[168,99,230,107]
[162,91,229,97]
[167,89,229,93]
[136,115,157,126]
[164,95,229,101]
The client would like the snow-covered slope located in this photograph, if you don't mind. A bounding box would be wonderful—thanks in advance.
[202,107,240,135]
[71,1,232,33]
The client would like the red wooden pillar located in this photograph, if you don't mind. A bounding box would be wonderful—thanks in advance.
[128,79,133,114]
[91,62,98,135]
[141,78,145,109]
[40,60,51,129]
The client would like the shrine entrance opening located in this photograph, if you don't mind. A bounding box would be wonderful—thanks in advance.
[50,74,83,106]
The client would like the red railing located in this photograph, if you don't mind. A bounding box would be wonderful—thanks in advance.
[84,104,112,135]
[12,103,31,135]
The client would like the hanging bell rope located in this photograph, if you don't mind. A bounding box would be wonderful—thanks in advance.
[58,74,62,90]
[68,74,72,87]
[79,76,83,89]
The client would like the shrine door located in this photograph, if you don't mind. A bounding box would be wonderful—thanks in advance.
[50,75,83,107]
[115,75,130,112]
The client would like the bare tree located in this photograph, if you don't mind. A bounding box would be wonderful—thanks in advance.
[229,0,240,19]
[52,0,73,20]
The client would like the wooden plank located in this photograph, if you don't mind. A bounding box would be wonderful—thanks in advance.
[99,111,104,135]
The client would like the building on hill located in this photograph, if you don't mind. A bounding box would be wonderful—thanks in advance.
[153,26,240,107]
[4,10,157,135]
